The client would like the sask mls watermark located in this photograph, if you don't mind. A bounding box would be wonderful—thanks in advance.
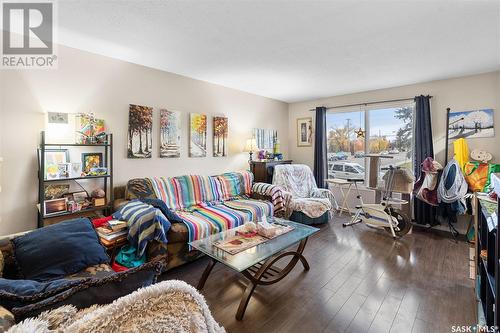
[2,1,57,68]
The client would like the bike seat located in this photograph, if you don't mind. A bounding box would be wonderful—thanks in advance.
[346,178,364,183]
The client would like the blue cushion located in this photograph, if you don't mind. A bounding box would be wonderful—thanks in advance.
[13,218,110,281]
[0,278,81,297]
[0,277,84,310]
[140,198,184,223]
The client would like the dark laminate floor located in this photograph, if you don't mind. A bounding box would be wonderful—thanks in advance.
[163,217,475,333]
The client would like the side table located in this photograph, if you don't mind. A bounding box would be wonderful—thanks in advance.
[326,178,354,216]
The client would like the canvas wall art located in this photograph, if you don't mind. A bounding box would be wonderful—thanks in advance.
[448,109,494,139]
[253,128,277,151]
[296,117,313,147]
[213,116,228,157]
[189,113,207,157]
[160,109,181,158]
[128,104,153,158]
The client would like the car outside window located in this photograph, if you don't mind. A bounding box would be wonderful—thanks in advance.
[345,166,358,173]
[332,164,343,171]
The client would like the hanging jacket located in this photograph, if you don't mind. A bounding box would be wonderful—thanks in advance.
[453,138,469,172]
[437,158,468,207]
[413,157,443,206]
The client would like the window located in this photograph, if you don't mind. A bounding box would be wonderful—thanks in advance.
[332,164,343,171]
[368,106,413,173]
[345,165,358,173]
[326,104,414,181]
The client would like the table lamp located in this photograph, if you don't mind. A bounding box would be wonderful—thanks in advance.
[244,138,258,165]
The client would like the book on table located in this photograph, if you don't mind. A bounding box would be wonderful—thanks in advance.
[213,222,294,255]
[99,234,127,247]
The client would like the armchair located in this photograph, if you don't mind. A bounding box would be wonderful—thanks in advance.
[273,164,338,225]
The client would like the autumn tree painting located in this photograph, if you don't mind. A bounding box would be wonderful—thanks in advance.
[160,109,181,158]
[128,104,153,158]
[213,117,228,157]
[189,113,207,157]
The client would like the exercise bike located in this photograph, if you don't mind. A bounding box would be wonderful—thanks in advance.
[342,165,412,238]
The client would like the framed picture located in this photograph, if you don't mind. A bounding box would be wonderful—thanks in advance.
[43,149,69,180]
[82,153,103,173]
[72,191,88,203]
[448,109,494,139]
[189,113,207,157]
[253,128,277,151]
[69,162,82,178]
[213,116,228,157]
[160,109,181,158]
[44,198,68,216]
[44,184,70,200]
[128,104,153,158]
[297,117,313,147]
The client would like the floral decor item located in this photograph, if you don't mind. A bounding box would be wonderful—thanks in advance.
[76,112,106,144]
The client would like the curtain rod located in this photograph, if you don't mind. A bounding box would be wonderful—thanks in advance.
[308,96,432,111]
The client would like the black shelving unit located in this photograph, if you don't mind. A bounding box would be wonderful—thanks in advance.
[476,194,500,329]
[37,131,114,227]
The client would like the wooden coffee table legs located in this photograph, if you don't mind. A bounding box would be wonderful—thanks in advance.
[196,258,217,290]
[196,237,311,320]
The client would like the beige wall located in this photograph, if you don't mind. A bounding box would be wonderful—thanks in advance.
[288,71,500,168]
[0,46,289,234]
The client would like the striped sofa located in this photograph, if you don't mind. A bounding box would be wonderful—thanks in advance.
[114,171,285,271]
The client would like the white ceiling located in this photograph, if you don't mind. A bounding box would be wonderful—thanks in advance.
[55,0,500,103]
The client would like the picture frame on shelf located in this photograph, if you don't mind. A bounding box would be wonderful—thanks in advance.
[69,162,82,178]
[72,191,88,203]
[296,117,313,147]
[42,149,69,180]
[44,198,68,216]
[44,184,70,200]
[57,163,70,178]
[82,153,103,173]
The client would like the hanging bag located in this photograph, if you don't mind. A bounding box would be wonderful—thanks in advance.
[485,164,500,191]
[464,162,489,192]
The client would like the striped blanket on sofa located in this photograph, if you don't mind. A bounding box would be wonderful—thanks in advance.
[147,171,274,244]
[113,201,171,256]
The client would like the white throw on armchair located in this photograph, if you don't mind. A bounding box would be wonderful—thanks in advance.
[273,164,338,224]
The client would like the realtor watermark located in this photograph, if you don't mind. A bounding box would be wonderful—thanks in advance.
[451,325,497,332]
[1,1,57,68]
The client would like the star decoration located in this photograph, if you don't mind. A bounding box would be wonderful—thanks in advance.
[355,127,365,139]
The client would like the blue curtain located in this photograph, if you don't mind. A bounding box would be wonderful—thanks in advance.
[313,106,327,188]
[413,95,437,225]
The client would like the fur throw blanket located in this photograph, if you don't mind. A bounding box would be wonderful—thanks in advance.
[8,280,225,333]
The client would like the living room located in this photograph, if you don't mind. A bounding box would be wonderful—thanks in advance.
[0,1,499,332]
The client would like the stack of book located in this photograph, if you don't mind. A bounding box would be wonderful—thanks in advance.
[96,220,128,247]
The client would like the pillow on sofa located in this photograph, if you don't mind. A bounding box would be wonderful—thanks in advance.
[12,261,163,321]
[0,277,86,310]
[140,198,184,223]
[217,171,253,200]
[13,218,110,282]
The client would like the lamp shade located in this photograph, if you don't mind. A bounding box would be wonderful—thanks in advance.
[244,138,258,152]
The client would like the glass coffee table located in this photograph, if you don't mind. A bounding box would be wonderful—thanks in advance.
[189,217,319,320]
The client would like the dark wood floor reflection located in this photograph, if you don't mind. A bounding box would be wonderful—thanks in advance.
[163,217,475,333]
